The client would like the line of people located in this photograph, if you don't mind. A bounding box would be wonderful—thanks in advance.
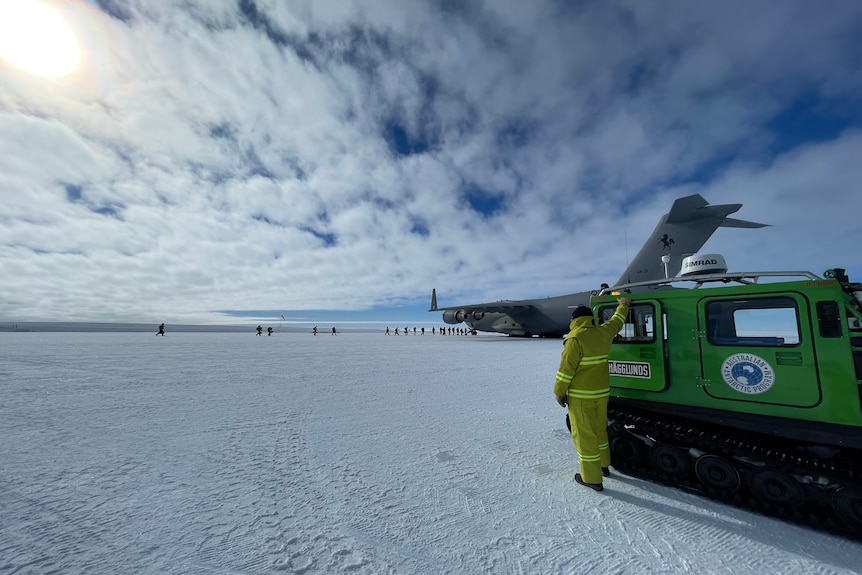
[158,323,472,337]
[310,326,338,335]
[384,326,476,335]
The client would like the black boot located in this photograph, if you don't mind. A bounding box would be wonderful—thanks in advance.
[575,473,603,492]
[602,467,610,478]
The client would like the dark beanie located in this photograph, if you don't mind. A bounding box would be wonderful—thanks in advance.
[571,305,593,319]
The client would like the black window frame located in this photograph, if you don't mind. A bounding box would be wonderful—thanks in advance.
[600,303,656,344]
[706,296,800,347]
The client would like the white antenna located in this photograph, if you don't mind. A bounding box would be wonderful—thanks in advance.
[661,255,671,278]
[624,228,630,281]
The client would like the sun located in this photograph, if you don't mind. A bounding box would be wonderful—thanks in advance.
[0,0,80,77]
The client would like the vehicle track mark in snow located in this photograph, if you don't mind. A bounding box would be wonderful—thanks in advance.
[531,463,555,476]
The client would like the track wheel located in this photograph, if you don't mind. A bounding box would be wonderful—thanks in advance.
[694,454,741,492]
[608,429,644,466]
[747,468,804,508]
[648,444,690,477]
[832,486,862,532]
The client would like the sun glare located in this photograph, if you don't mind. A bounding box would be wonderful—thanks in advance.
[0,0,80,77]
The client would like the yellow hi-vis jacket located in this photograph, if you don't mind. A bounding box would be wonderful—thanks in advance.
[554,303,629,399]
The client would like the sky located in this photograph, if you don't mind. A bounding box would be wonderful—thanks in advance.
[3,331,862,574]
[2,0,862,326]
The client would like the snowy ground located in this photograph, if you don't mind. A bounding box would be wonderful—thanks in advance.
[2,332,861,575]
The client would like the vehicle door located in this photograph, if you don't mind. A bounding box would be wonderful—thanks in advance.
[603,300,668,392]
[697,293,821,407]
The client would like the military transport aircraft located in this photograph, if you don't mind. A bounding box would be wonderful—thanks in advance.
[429,194,767,337]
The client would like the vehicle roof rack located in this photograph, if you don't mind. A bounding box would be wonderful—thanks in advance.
[598,270,822,295]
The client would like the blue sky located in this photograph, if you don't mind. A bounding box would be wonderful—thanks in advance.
[1,0,862,327]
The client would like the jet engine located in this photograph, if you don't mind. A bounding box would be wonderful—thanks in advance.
[472,312,485,321]
[442,310,469,324]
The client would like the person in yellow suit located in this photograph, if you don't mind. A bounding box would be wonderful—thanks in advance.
[554,297,631,491]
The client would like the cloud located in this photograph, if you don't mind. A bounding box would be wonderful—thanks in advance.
[1,0,861,323]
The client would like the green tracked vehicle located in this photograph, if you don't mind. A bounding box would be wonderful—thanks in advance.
[592,254,862,536]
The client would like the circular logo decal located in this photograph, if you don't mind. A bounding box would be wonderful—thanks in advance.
[720,353,775,394]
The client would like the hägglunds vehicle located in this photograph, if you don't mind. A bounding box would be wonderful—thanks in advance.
[592,254,862,537]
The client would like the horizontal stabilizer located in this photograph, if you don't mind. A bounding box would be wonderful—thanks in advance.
[720,217,769,229]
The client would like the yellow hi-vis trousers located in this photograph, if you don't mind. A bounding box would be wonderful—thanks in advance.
[567,395,610,484]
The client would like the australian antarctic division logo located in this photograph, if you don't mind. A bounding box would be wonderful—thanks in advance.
[721,353,775,394]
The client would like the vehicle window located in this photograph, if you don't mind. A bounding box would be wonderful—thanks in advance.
[706,297,800,346]
[601,303,655,344]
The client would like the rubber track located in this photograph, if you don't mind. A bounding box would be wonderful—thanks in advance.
[607,405,862,541]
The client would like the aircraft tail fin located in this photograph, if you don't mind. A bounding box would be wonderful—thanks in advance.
[615,194,766,285]
[664,193,712,223]
[429,288,438,312]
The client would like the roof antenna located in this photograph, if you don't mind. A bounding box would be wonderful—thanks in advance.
[624,228,631,283]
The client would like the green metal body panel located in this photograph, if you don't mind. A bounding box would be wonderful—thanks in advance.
[593,278,862,430]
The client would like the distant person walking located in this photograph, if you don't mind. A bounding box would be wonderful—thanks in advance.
[267,327,273,336]
[554,297,630,492]
[256,325,263,336]
[313,326,318,336]
[331,327,337,335]
[385,327,390,335]
[156,323,165,336]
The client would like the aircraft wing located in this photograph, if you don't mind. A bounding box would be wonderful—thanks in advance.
[429,299,533,314]
[429,289,584,336]
[429,287,552,314]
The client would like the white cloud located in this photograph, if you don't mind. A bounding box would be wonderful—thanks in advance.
[1,0,861,323]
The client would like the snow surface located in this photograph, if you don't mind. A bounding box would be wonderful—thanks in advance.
[2,332,861,575]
